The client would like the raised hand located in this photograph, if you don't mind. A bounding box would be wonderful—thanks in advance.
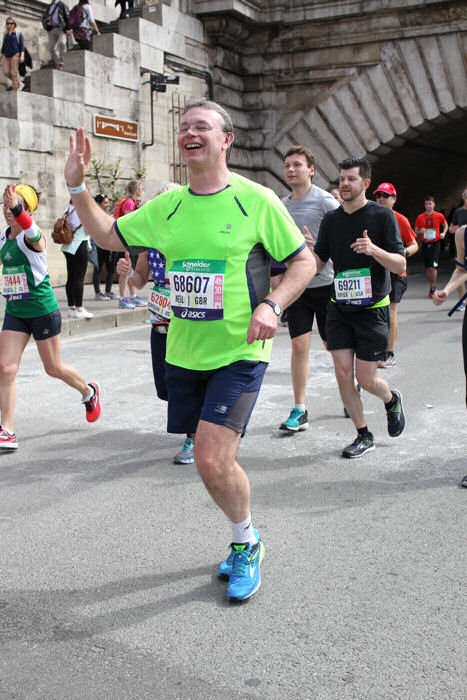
[64,127,92,188]
[116,251,132,276]
[3,184,18,209]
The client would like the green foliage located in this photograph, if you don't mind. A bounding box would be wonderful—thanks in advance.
[86,158,147,210]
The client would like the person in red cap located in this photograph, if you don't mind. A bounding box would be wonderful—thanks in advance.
[373,183,418,368]
[414,196,448,297]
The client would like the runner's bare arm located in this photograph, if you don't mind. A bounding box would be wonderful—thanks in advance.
[116,251,150,289]
[246,246,315,344]
[303,225,326,273]
[351,230,406,275]
[433,226,467,305]
[64,128,123,251]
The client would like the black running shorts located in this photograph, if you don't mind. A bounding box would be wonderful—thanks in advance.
[287,284,332,341]
[389,275,408,304]
[326,302,390,362]
[421,241,441,269]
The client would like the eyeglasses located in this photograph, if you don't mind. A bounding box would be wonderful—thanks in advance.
[177,123,224,135]
[6,22,15,25]
[375,192,392,198]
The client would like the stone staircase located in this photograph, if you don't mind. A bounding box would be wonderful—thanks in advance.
[0,2,206,284]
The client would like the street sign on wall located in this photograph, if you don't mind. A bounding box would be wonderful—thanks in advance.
[93,115,139,142]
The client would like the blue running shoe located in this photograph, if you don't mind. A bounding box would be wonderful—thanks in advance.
[279,407,308,432]
[119,297,135,309]
[226,536,265,601]
[130,295,147,307]
[217,528,259,580]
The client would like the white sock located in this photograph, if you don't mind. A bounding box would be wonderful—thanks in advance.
[227,512,256,545]
[82,385,94,402]
[295,404,306,412]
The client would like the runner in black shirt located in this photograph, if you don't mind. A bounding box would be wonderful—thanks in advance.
[313,157,406,458]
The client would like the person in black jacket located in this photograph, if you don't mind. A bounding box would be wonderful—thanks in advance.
[114,0,134,19]
[1,17,24,90]
[42,0,71,70]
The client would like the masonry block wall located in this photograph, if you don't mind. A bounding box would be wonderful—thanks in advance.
[0,1,208,284]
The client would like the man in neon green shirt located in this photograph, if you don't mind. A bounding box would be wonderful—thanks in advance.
[64,99,315,601]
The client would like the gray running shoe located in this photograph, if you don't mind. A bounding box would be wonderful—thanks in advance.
[342,434,375,458]
[173,438,194,464]
[386,389,405,437]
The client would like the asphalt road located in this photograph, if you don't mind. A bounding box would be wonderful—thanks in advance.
[0,267,465,699]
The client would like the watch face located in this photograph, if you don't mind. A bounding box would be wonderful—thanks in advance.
[274,304,280,315]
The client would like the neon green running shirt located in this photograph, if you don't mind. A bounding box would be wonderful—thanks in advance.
[116,173,305,370]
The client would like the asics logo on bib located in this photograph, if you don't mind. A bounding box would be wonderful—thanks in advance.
[180,309,207,319]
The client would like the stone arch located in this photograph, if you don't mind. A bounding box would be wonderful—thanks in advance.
[270,31,467,215]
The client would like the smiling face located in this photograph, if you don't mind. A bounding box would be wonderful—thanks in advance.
[284,153,314,190]
[375,192,396,210]
[177,107,234,172]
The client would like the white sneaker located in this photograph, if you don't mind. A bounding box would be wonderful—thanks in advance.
[75,308,94,319]
[68,308,78,318]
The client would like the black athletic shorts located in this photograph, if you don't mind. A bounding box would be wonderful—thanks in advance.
[421,241,441,269]
[389,275,408,304]
[2,309,62,341]
[287,284,332,341]
[326,302,390,362]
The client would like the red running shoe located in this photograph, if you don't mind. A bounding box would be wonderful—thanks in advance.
[428,288,436,298]
[83,382,101,423]
[0,427,18,450]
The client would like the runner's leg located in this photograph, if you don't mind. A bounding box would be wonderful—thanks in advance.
[0,330,30,431]
[355,358,393,403]
[36,334,89,397]
[388,301,398,354]
[194,420,247,522]
[291,331,311,405]
[331,348,365,429]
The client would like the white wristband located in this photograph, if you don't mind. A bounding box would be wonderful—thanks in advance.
[67,182,86,194]
[128,268,134,279]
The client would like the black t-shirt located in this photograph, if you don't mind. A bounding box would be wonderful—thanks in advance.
[452,206,467,228]
[315,201,404,309]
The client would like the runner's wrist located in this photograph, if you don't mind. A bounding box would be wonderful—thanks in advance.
[67,182,86,194]
[10,202,23,217]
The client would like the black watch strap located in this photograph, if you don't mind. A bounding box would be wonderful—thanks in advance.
[260,299,281,316]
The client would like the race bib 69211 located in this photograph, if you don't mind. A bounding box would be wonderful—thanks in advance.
[334,268,372,306]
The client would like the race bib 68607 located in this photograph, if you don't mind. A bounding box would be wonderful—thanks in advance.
[169,259,225,321]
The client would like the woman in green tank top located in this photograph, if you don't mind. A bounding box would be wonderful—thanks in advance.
[0,183,101,451]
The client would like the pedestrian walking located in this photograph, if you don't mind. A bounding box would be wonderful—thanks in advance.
[1,17,24,91]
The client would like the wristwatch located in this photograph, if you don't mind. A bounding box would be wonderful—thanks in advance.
[260,299,282,316]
